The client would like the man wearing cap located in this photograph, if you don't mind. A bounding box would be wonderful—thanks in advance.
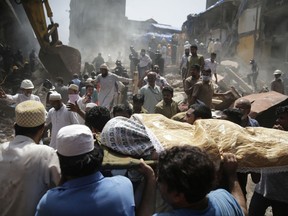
[46,92,79,149]
[67,83,86,124]
[271,69,284,94]
[0,100,60,216]
[94,63,132,110]
[0,79,40,105]
[35,124,156,216]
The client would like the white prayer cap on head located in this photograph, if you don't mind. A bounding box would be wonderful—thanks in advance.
[68,84,79,91]
[15,100,46,127]
[273,69,283,75]
[49,92,62,101]
[86,78,93,82]
[86,103,97,109]
[56,125,94,157]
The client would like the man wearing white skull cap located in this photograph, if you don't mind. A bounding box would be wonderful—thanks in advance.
[94,63,133,110]
[46,92,79,149]
[0,100,60,216]
[35,124,137,215]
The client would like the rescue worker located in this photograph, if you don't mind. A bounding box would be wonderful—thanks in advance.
[0,79,40,105]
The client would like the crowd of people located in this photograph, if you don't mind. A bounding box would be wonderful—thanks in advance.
[0,41,288,215]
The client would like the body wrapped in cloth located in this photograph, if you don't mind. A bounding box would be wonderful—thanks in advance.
[101,114,288,173]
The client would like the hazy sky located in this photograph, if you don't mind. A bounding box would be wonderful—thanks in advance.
[49,0,206,44]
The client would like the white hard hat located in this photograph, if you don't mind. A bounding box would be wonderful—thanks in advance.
[273,69,283,75]
[100,63,109,70]
[20,79,34,89]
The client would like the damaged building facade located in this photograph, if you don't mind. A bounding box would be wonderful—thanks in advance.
[182,0,288,80]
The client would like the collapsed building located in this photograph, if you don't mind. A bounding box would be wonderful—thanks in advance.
[182,0,288,83]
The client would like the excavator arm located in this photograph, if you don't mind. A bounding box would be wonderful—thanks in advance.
[19,0,81,81]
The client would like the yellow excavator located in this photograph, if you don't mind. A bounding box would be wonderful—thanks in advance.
[19,0,81,81]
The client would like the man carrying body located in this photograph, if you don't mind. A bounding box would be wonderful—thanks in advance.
[0,79,40,105]
[155,86,180,118]
[139,71,162,113]
[152,145,247,216]
[36,124,156,216]
[249,105,288,215]
[0,100,60,216]
[234,98,259,127]
[46,92,79,149]
[94,63,132,110]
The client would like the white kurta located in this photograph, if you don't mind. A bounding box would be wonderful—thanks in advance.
[6,93,41,105]
[46,104,79,149]
[95,72,132,110]
[0,135,60,216]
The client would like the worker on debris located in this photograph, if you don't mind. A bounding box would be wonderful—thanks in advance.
[271,69,284,94]
[0,79,40,105]
[247,59,259,91]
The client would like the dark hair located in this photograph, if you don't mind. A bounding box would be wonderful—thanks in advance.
[14,123,44,137]
[162,86,174,95]
[112,104,132,117]
[211,52,217,56]
[85,106,111,132]
[56,77,64,84]
[189,104,212,119]
[157,145,215,203]
[276,105,288,116]
[133,94,144,104]
[190,44,198,50]
[222,108,243,125]
[57,144,103,177]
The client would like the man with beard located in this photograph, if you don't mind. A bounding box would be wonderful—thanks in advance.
[0,79,40,105]
[46,92,79,149]
[94,64,132,110]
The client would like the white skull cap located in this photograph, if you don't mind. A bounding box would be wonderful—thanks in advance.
[56,125,94,156]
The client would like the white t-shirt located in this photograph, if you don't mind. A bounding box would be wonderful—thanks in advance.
[6,93,41,105]
[204,58,218,74]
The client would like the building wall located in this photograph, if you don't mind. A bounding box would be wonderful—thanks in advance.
[237,35,254,63]
[69,0,127,61]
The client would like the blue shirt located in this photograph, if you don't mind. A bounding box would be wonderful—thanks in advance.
[36,172,135,216]
[248,116,259,127]
[153,189,244,216]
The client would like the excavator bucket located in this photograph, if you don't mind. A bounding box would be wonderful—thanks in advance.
[39,45,81,81]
